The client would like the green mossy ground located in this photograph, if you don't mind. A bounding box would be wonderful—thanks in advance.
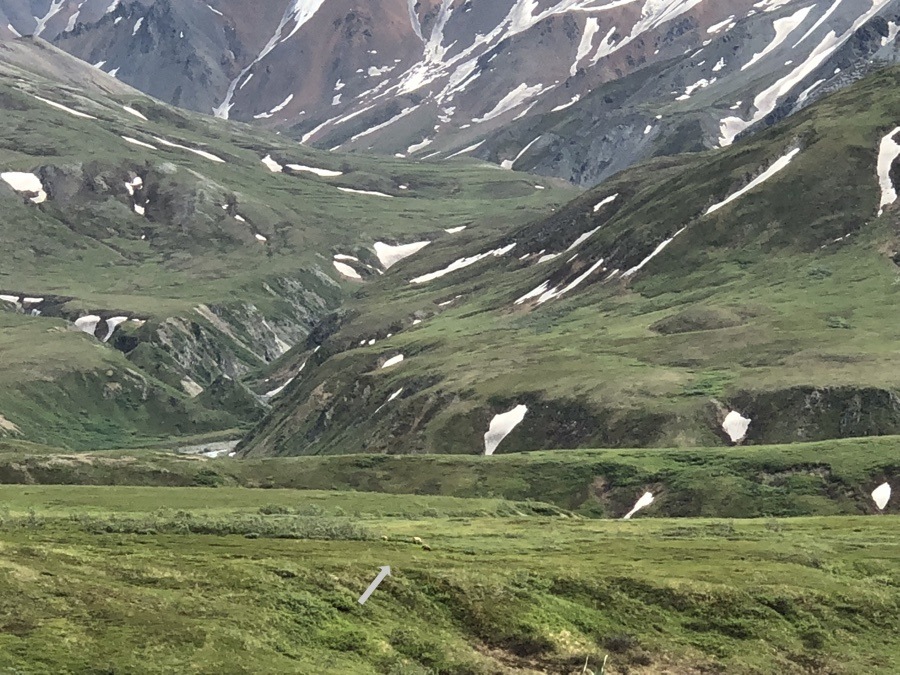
[0,484,897,674]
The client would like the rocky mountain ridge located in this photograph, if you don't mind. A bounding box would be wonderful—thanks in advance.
[3,1,900,184]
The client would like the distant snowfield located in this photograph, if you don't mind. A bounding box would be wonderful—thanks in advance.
[382,354,404,369]
[374,241,431,269]
[474,83,548,123]
[722,410,751,443]
[262,154,283,172]
[74,315,101,336]
[1,172,48,203]
[741,6,814,73]
[122,105,148,121]
[103,316,128,342]
[593,193,618,213]
[706,148,800,215]
[375,387,404,413]
[32,94,96,119]
[286,164,343,177]
[333,260,362,279]
[122,135,158,150]
[872,482,891,510]
[337,187,393,198]
[622,492,654,520]
[521,258,607,305]
[719,1,892,146]
[622,228,686,278]
[411,243,516,284]
[484,405,527,456]
[153,136,225,163]
[877,127,900,216]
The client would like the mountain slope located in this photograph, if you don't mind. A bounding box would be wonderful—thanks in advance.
[4,1,900,185]
[0,37,573,448]
[239,65,900,457]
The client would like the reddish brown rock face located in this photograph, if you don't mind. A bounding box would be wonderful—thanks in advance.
[6,0,899,184]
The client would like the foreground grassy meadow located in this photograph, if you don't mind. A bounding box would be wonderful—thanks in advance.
[0,470,898,673]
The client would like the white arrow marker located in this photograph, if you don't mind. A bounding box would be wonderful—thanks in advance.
[358,566,391,605]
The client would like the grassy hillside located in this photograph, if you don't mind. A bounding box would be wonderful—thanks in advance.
[241,67,900,457]
[1,436,896,519]
[0,39,573,449]
[0,485,896,674]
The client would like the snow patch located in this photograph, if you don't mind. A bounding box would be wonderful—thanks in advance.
[74,315,101,336]
[593,193,619,213]
[1,172,47,203]
[382,354,404,369]
[337,187,393,198]
[876,127,900,216]
[571,17,600,76]
[103,316,128,342]
[285,164,342,177]
[622,228,687,278]
[484,405,527,456]
[706,148,800,215]
[741,6,813,72]
[32,95,96,119]
[122,105,148,120]
[410,243,516,284]
[122,136,157,150]
[153,137,225,163]
[722,410,751,443]
[333,261,362,280]
[872,482,891,510]
[533,258,606,305]
[446,140,485,159]
[622,492,654,520]
[501,135,542,170]
[407,137,434,154]
[213,0,328,119]
[474,83,547,123]
[262,154,283,172]
[374,241,431,269]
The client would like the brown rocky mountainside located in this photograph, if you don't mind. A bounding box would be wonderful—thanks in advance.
[3,0,900,185]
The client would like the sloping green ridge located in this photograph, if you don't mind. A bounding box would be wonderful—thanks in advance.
[0,39,573,449]
[241,67,900,456]
[1,436,897,518]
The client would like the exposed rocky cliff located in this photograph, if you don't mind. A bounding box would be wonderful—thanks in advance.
[4,1,900,185]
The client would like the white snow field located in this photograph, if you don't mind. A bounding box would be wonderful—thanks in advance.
[483,404,528,456]
[877,127,900,216]
[722,410,752,443]
[1,172,48,203]
[374,241,431,269]
[706,149,800,215]
[622,492,655,520]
